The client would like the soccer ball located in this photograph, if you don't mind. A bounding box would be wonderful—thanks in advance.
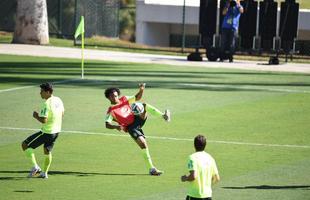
[131,102,144,115]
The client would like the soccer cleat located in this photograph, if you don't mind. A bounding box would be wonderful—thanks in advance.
[27,166,41,178]
[149,168,163,176]
[37,172,48,179]
[163,109,171,122]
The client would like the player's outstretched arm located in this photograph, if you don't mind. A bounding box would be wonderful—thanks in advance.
[135,83,145,101]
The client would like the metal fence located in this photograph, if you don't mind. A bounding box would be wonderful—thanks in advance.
[75,0,119,38]
[48,0,75,38]
[0,0,120,39]
[0,0,16,32]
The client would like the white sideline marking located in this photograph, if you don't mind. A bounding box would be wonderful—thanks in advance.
[0,79,80,93]
[179,83,310,94]
[0,85,35,93]
[1,126,309,149]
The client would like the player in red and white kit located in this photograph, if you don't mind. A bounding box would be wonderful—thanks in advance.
[105,83,170,176]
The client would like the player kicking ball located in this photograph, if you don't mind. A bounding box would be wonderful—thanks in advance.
[104,83,170,176]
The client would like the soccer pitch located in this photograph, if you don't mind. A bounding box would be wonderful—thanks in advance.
[0,54,309,200]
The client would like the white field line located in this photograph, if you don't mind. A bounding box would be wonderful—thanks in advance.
[1,126,309,149]
[79,79,310,94]
[178,83,310,94]
[0,85,35,93]
[0,79,80,93]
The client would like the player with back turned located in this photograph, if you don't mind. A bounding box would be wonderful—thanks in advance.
[181,135,220,200]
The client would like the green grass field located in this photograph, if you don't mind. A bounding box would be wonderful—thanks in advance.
[0,54,309,200]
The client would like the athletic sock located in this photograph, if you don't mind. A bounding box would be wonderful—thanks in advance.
[145,104,163,117]
[42,153,52,174]
[142,148,154,170]
[25,148,38,168]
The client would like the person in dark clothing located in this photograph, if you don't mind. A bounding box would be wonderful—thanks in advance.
[220,0,244,62]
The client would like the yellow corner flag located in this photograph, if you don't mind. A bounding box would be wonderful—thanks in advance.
[74,16,84,39]
[74,16,85,79]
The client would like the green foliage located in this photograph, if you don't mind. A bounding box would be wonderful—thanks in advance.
[120,0,135,7]
[119,0,136,41]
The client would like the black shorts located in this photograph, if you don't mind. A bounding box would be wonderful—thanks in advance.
[186,196,212,200]
[127,115,147,140]
[23,131,59,152]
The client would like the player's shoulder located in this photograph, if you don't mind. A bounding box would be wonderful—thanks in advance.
[189,152,200,160]
[51,96,63,103]
[204,152,216,163]
[120,96,128,101]
[192,151,214,160]
[107,104,117,113]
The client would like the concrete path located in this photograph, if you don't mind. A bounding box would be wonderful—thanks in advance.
[0,43,309,73]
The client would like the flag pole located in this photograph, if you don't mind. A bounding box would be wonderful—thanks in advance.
[74,15,85,79]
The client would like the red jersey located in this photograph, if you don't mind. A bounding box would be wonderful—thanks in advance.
[106,96,135,127]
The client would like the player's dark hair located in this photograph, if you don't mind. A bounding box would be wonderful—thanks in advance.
[104,87,120,98]
[194,135,207,151]
[40,82,53,93]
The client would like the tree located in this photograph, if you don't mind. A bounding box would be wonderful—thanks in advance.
[12,0,49,45]
[119,0,136,41]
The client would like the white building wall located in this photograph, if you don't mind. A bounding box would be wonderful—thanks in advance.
[136,0,310,47]
[298,9,310,40]
[136,22,170,46]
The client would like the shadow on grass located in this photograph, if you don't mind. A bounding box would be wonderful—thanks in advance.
[0,170,147,180]
[1,60,310,93]
[222,185,310,190]
[1,76,310,94]
[49,170,147,177]
[14,190,34,193]
[0,177,28,180]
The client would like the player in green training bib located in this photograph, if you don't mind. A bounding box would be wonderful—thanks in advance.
[181,135,220,200]
[105,83,170,175]
[21,83,64,179]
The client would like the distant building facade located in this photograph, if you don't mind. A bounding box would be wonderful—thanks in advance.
[136,0,310,47]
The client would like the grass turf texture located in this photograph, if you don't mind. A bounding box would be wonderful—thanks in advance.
[0,54,309,200]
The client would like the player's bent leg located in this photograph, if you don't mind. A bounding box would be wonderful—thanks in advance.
[145,103,171,122]
[135,136,147,149]
[145,104,163,117]
[22,132,46,177]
